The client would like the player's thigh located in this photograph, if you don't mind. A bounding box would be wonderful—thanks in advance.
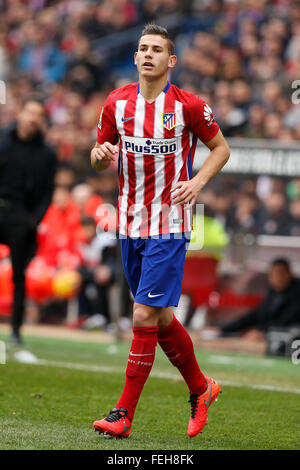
[135,234,188,308]
[120,237,144,297]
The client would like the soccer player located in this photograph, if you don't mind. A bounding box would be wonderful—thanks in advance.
[91,24,230,438]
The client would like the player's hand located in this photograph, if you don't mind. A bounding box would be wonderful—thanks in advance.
[92,142,119,163]
[170,179,201,206]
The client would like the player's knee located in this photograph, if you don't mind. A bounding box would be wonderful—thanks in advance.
[133,305,158,327]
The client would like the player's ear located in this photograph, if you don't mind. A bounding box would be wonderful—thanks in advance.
[168,55,177,69]
[134,52,138,64]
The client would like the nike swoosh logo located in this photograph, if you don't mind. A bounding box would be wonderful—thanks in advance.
[129,351,154,357]
[204,384,212,407]
[121,116,135,122]
[148,292,164,298]
[123,423,131,433]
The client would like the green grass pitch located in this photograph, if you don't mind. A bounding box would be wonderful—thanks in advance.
[0,332,299,450]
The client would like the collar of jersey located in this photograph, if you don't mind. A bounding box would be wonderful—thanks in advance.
[137,81,170,97]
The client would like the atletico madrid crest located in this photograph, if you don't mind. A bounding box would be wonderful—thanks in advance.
[162,112,176,130]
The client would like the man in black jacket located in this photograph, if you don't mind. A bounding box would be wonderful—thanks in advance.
[220,258,300,336]
[0,97,57,344]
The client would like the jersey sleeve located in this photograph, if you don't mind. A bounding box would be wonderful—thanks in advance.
[188,96,219,143]
[96,94,118,145]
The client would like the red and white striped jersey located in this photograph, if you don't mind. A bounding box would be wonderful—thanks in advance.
[96,81,219,237]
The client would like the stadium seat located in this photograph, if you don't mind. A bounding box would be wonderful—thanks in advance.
[181,256,219,307]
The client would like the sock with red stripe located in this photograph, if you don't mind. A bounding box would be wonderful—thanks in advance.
[157,315,207,395]
[116,325,158,421]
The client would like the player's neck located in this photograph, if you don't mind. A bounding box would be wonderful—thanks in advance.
[139,75,169,103]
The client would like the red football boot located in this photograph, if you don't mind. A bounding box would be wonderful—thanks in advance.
[187,377,221,437]
[93,408,132,438]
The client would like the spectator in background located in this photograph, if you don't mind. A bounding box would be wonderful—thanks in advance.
[209,185,233,228]
[71,182,115,233]
[65,34,105,99]
[287,197,300,236]
[37,186,81,267]
[263,113,282,140]
[76,216,117,329]
[243,103,266,139]
[17,20,67,83]
[72,183,100,217]
[54,162,77,190]
[219,258,300,339]
[0,96,57,344]
[226,192,261,235]
[231,79,252,113]
[86,169,119,206]
[258,191,290,235]
[261,81,283,113]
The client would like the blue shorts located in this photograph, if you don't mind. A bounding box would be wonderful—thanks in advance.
[120,234,190,308]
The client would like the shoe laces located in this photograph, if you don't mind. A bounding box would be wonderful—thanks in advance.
[188,393,199,419]
[105,407,128,423]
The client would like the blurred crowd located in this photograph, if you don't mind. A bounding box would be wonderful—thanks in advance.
[1,0,300,327]
[199,174,300,238]
[174,0,300,141]
[1,0,300,166]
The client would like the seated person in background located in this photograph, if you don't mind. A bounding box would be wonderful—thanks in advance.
[76,216,117,328]
[219,258,300,340]
[72,183,103,218]
[54,162,77,190]
[37,186,81,265]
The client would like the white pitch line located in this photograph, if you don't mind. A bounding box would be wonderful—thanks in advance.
[14,357,300,395]
[219,380,300,395]
[206,355,276,367]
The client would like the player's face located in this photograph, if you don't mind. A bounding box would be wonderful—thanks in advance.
[135,35,176,79]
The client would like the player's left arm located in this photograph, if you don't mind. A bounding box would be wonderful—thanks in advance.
[171,129,230,206]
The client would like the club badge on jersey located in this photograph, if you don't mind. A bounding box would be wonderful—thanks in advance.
[162,112,176,130]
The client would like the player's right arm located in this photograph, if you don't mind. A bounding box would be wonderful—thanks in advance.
[91,142,118,172]
[91,94,119,172]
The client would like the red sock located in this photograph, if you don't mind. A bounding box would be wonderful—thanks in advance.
[116,325,158,421]
[158,315,207,395]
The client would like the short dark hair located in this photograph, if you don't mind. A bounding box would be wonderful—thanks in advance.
[271,258,291,270]
[138,23,175,55]
[22,94,45,110]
